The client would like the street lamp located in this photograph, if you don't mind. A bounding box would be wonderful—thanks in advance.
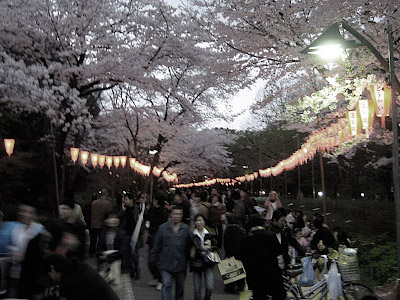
[302,20,400,279]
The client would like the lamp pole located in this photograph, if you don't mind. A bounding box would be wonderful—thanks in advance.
[388,23,400,279]
[303,20,400,279]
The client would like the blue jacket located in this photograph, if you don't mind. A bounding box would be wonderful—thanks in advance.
[149,221,191,272]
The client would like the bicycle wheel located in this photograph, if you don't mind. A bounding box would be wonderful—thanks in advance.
[343,283,373,300]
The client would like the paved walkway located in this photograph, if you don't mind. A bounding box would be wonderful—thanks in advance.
[87,244,247,300]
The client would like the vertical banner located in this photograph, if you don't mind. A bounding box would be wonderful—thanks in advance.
[347,111,360,136]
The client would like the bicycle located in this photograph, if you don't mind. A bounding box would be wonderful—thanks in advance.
[284,255,373,300]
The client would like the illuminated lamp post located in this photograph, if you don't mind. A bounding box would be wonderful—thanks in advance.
[4,139,15,157]
[302,20,400,279]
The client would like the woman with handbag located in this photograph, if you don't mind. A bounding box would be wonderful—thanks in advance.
[190,214,219,300]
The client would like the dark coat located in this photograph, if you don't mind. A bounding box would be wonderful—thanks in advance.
[121,203,145,248]
[97,228,134,274]
[19,233,48,298]
[223,224,246,258]
[149,221,191,273]
[145,205,169,247]
[190,230,218,272]
[59,260,119,300]
[236,228,283,291]
[279,227,306,266]
[91,197,113,230]
[311,227,337,254]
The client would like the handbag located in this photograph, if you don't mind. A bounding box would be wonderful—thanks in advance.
[204,250,221,265]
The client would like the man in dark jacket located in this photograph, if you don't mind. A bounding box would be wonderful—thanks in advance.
[236,215,286,300]
[146,195,169,289]
[44,254,119,300]
[149,205,192,300]
[270,208,306,268]
[311,219,337,254]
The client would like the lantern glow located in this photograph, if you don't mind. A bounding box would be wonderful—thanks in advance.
[113,156,121,168]
[80,151,89,165]
[70,148,80,163]
[91,154,99,167]
[4,139,15,157]
[106,156,113,169]
[120,156,127,168]
[98,155,106,168]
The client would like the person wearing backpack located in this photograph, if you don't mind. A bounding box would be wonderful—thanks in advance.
[206,195,226,248]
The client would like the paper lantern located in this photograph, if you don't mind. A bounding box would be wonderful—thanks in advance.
[4,139,15,157]
[91,154,99,167]
[106,156,113,169]
[369,82,392,128]
[129,158,136,169]
[357,99,374,137]
[113,156,120,168]
[80,151,89,165]
[98,155,106,168]
[70,148,79,163]
[153,166,162,177]
[120,156,127,168]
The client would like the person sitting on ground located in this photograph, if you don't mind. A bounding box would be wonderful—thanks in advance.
[333,227,351,248]
[311,219,337,255]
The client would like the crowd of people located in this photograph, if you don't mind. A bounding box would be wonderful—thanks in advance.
[0,187,353,300]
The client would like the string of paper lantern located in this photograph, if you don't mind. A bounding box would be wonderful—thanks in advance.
[69,148,178,183]
[175,83,390,188]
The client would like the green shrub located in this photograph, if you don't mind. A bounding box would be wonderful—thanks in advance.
[361,242,398,286]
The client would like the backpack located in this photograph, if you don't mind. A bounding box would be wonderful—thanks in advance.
[207,205,222,227]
